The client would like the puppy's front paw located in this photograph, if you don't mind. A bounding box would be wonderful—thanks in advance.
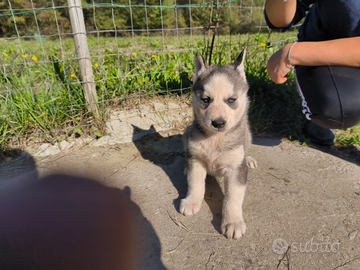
[221,220,246,240]
[180,198,201,216]
[246,156,257,169]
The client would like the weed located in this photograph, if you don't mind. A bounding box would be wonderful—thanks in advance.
[336,135,360,147]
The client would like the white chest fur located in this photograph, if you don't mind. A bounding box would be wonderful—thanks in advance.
[188,134,245,176]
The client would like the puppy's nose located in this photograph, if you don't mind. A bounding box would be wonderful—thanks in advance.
[211,119,226,129]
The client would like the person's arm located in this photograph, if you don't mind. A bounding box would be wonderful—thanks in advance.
[265,0,297,28]
[267,37,360,84]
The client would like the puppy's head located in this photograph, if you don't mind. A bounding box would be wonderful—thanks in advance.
[192,50,249,133]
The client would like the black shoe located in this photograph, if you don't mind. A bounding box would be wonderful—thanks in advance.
[306,122,336,146]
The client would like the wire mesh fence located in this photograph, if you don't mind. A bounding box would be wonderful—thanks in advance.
[0,0,297,149]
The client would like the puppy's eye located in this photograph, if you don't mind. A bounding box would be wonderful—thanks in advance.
[201,97,210,103]
[228,98,236,103]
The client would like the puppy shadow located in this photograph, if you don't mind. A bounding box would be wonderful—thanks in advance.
[131,124,188,211]
[204,175,224,234]
[131,125,225,232]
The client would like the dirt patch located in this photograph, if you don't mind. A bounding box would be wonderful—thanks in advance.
[1,129,360,269]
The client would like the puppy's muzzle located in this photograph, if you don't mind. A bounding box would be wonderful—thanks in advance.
[211,118,226,130]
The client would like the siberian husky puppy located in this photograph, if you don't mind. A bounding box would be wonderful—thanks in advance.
[180,50,257,239]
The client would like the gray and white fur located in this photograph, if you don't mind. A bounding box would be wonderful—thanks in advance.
[180,50,257,239]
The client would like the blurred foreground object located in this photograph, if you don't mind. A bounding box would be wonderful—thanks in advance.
[0,174,137,270]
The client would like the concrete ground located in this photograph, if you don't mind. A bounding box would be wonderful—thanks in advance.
[1,102,360,269]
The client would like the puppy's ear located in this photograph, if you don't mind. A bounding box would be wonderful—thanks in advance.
[233,49,246,80]
[194,53,207,81]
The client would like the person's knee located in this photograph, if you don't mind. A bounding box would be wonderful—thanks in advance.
[295,65,360,129]
[309,108,360,129]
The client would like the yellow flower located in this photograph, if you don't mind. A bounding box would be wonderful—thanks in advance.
[2,52,8,57]
[95,64,98,67]
[32,56,38,62]
[71,74,75,77]
[22,54,28,58]
[151,55,157,58]
[35,70,40,73]
[47,41,49,43]
[261,42,266,47]
[132,53,137,56]
[128,72,131,75]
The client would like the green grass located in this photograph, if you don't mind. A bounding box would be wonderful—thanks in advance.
[1,31,359,150]
[336,125,360,147]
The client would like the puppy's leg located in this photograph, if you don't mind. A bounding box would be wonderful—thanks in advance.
[244,128,257,169]
[246,156,257,169]
[180,159,207,216]
[221,163,248,240]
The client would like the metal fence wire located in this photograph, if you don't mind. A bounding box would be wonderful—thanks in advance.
[0,0,296,148]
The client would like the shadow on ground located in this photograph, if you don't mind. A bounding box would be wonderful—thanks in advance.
[0,149,38,186]
[253,134,360,167]
[117,185,167,270]
[252,136,281,147]
[131,125,187,208]
[311,143,360,166]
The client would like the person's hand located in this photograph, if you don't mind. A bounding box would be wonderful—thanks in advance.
[267,43,293,84]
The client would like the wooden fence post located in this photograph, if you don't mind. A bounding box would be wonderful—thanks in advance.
[67,0,99,119]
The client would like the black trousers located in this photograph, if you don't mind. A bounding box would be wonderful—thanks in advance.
[295,65,360,129]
